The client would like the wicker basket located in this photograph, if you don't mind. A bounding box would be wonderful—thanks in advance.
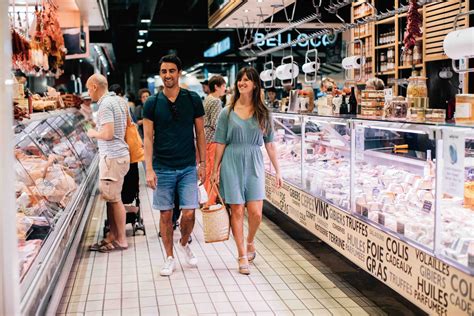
[201,185,230,243]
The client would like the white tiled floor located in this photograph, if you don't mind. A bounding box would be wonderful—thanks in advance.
[57,169,386,316]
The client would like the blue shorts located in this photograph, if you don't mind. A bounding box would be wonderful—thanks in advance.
[153,165,199,211]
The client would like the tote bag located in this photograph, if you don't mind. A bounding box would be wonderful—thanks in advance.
[201,184,230,243]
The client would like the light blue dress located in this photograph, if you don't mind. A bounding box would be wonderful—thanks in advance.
[214,107,274,204]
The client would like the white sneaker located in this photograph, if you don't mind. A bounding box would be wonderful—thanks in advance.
[160,256,176,276]
[178,240,198,266]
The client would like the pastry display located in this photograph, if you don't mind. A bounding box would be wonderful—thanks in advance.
[14,109,97,280]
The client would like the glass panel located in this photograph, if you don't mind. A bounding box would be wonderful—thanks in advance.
[60,113,97,168]
[272,114,303,186]
[303,116,351,211]
[15,134,77,281]
[30,119,85,184]
[440,130,474,271]
[353,121,436,250]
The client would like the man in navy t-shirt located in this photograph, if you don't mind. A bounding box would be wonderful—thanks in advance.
[143,55,206,276]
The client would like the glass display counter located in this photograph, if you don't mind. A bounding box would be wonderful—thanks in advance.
[265,112,474,273]
[14,109,99,315]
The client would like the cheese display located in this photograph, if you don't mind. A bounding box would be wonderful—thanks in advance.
[264,112,474,271]
[14,110,97,280]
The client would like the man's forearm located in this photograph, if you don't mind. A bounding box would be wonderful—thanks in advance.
[197,131,206,163]
[144,137,153,169]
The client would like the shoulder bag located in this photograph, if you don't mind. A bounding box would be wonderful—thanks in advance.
[124,103,145,163]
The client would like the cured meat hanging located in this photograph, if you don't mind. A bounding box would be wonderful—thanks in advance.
[11,0,66,77]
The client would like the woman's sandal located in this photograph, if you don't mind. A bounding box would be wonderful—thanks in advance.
[238,256,250,275]
[98,240,128,253]
[90,239,110,251]
[247,242,256,263]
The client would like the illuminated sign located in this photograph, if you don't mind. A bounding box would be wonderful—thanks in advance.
[204,37,231,57]
[254,32,338,49]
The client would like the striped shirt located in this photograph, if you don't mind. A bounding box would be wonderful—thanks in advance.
[96,92,129,158]
[203,95,222,143]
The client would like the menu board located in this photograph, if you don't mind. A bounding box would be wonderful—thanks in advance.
[265,173,474,316]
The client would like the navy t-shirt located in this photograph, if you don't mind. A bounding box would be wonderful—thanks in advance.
[143,89,205,170]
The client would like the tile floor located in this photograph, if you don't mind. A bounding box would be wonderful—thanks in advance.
[57,169,386,316]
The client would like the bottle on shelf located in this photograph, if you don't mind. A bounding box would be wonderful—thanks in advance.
[413,43,422,65]
[340,95,349,115]
[349,86,358,115]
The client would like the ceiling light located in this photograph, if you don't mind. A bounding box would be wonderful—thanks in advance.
[137,45,144,49]
[147,41,153,47]
[139,30,148,34]
[225,23,230,27]
[244,9,249,12]
[141,19,151,23]
[257,0,263,2]
[137,39,145,43]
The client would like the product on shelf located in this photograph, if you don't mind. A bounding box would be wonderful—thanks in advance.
[407,107,426,122]
[425,108,446,123]
[455,94,474,124]
[359,90,384,118]
[384,96,408,120]
[407,76,428,105]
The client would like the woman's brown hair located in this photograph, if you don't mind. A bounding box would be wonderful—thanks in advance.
[229,67,270,132]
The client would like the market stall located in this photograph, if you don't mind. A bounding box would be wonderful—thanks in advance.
[209,0,474,314]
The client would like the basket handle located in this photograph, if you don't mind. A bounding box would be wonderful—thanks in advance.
[211,183,226,206]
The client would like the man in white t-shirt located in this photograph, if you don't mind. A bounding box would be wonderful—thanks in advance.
[86,74,130,252]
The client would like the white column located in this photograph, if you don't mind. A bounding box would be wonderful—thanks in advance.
[0,1,21,315]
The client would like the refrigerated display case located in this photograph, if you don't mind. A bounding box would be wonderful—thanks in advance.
[14,109,99,315]
[264,112,474,273]
[264,112,474,314]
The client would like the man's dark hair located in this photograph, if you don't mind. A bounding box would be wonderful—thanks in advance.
[158,54,182,71]
[209,75,226,93]
[266,87,277,93]
[109,84,123,96]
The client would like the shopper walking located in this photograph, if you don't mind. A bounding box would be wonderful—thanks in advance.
[211,67,282,275]
[203,75,226,204]
[143,55,206,276]
[135,88,151,138]
[86,74,130,252]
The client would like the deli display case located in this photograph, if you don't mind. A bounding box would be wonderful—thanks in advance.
[14,109,99,315]
[264,112,474,315]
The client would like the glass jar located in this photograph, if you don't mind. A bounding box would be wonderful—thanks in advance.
[407,76,428,104]
[380,52,387,63]
[413,43,422,64]
[386,97,408,120]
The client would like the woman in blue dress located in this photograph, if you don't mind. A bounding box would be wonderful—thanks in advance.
[211,67,282,275]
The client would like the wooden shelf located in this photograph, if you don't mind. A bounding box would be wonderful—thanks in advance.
[376,70,396,75]
[354,11,373,20]
[353,1,368,7]
[398,64,424,69]
[375,43,396,49]
[355,33,372,39]
[376,16,396,25]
